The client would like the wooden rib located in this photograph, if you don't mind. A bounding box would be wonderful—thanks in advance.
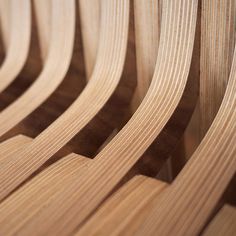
[79,0,100,78]
[171,0,236,178]
[131,0,160,109]
[200,0,236,138]
[0,135,31,161]
[203,205,236,236]
[134,43,236,236]
[77,176,167,236]
[0,0,31,92]
[0,0,75,137]
[0,0,129,201]
[0,152,90,236]
[0,1,198,235]
[33,0,51,61]
[0,0,10,50]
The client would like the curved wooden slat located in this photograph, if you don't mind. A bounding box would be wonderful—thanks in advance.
[0,135,31,161]
[0,0,198,235]
[79,0,100,79]
[77,176,167,236]
[33,0,51,62]
[134,44,236,236]
[0,0,129,203]
[0,0,10,50]
[131,0,160,109]
[79,42,236,234]
[200,0,236,138]
[171,0,236,179]
[203,205,236,236]
[0,0,75,137]
[0,0,31,92]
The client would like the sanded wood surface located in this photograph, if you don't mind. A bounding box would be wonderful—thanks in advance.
[133,42,236,236]
[203,205,236,236]
[0,0,129,203]
[0,1,234,235]
[33,0,51,61]
[0,0,31,92]
[79,0,100,79]
[0,0,10,50]
[0,1,198,235]
[77,176,167,235]
[200,0,236,138]
[131,0,160,109]
[0,0,75,137]
[0,135,31,161]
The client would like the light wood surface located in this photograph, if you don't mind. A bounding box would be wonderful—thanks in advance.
[77,175,167,236]
[171,0,236,176]
[0,0,75,138]
[131,0,160,109]
[0,0,10,50]
[79,0,100,79]
[134,42,236,236]
[200,0,236,138]
[0,0,198,235]
[0,135,31,161]
[203,205,236,236]
[0,0,31,92]
[0,1,234,235]
[0,0,129,203]
[77,43,236,234]
[33,0,51,62]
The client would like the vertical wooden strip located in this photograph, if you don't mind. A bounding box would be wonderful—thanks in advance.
[200,0,236,137]
[79,0,100,79]
[132,0,160,109]
[33,0,51,62]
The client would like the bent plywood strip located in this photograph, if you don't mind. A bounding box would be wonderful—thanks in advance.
[0,0,75,137]
[203,205,236,236]
[0,0,10,50]
[0,135,31,161]
[77,176,167,236]
[33,0,51,62]
[0,0,198,235]
[134,43,236,236]
[200,0,236,138]
[0,0,31,93]
[79,0,100,79]
[131,0,160,109]
[0,0,129,202]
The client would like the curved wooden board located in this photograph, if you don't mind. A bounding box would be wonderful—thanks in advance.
[0,0,31,92]
[135,41,236,236]
[0,0,129,208]
[0,0,198,235]
[0,0,75,137]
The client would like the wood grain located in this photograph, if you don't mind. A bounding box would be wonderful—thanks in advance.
[131,0,160,109]
[134,41,236,236]
[200,0,236,138]
[0,1,234,235]
[33,0,51,62]
[203,205,236,236]
[77,176,166,236]
[0,0,31,92]
[0,1,198,235]
[0,0,75,138]
[79,0,100,79]
[0,0,129,203]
